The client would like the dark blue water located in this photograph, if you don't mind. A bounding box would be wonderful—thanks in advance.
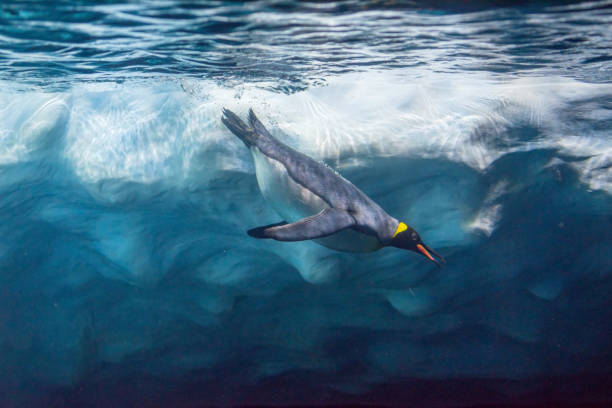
[0,1,611,407]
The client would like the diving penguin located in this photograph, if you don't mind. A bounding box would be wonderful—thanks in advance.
[221,108,445,266]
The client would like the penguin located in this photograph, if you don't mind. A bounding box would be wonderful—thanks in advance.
[221,108,445,266]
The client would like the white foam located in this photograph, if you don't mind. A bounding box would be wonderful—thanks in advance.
[0,92,70,164]
[1,72,610,194]
[468,181,507,236]
[556,136,612,192]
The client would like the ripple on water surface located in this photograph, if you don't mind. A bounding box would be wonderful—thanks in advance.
[0,1,610,89]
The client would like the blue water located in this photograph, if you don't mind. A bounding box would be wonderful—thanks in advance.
[1,1,611,407]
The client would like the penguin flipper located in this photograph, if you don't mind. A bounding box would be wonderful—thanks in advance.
[248,208,355,242]
[247,221,288,238]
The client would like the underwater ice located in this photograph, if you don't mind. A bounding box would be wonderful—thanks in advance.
[0,72,611,406]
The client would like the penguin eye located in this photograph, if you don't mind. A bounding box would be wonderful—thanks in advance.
[411,232,418,241]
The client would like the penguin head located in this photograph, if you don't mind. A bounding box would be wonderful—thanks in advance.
[390,222,445,267]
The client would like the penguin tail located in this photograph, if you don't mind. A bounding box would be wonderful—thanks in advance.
[221,108,258,147]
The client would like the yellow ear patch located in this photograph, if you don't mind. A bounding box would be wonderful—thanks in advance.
[393,222,408,238]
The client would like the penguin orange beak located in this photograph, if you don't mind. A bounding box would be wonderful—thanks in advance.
[417,243,446,267]
[417,244,435,261]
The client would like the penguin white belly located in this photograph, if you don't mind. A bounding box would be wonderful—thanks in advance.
[251,147,327,221]
[250,148,382,253]
[315,229,382,252]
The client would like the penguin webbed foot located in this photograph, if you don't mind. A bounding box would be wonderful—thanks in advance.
[247,221,288,239]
